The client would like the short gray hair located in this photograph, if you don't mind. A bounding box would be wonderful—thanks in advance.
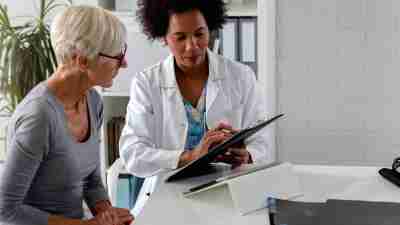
[50,5,127,65]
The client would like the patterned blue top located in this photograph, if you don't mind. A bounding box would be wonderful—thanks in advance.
[183,87,207,151]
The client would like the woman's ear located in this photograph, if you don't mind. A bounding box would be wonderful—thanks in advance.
[162,37,168,47]
[76,55,90,72]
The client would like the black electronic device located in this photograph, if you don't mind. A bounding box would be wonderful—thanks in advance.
[165,114,284,182]
[379,156,400,188]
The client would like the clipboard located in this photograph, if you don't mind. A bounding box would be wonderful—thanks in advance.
[165,114,284,182]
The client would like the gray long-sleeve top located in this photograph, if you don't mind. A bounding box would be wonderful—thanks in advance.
[0,83,109,225]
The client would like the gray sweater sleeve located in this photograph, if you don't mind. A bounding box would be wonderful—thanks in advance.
[0,101,52,225]
[83,90,109,210]
[83,164,109,210]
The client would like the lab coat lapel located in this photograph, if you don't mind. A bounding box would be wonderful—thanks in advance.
[206,49,225,119]
[206,79,220,114]
[161,54,186,126]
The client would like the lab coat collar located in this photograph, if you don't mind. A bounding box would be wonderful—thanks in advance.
[160,49,225,88]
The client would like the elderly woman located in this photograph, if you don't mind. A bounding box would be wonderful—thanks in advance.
[0,6,133,225]
[119,0,269,217]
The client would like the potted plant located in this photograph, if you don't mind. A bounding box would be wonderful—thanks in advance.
[0,0,71,114]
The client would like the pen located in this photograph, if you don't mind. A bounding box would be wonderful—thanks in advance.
[205,123,234,134]
[221,128,234,133]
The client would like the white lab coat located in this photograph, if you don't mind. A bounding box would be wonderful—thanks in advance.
[119,49,269,217]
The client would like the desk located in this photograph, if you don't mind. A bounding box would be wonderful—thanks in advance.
[134,164,400,225]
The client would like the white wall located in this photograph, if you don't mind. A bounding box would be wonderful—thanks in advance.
[276,0,400,167]
[0,0,98,23]
[0,0,37,18]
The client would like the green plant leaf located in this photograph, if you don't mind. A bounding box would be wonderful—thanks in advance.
[0,5,11,29]
[8,39,19,111]
[0,0,65,113]
[44,4,65,17]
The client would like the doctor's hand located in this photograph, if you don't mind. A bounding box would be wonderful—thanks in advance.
[178,123,233,168]
[208,123,252,168]
[215,145,253,169]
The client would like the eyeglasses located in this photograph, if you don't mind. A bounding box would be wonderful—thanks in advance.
[99,43,127,67]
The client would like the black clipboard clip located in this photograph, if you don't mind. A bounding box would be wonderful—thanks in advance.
[378,157,400,188]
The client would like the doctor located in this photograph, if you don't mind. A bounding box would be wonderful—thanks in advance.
[119,0,269,217]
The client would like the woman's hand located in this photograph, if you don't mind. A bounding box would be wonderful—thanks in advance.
[48,207,133,225]
[88,207,134,225]
[93,200,112,215]
[92,200,134,225]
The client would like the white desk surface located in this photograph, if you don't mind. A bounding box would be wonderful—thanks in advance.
[134,164,400,225]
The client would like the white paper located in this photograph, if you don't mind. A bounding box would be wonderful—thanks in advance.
[228,162,303,215]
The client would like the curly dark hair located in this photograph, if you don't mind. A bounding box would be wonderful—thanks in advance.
[136,0,227,41]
